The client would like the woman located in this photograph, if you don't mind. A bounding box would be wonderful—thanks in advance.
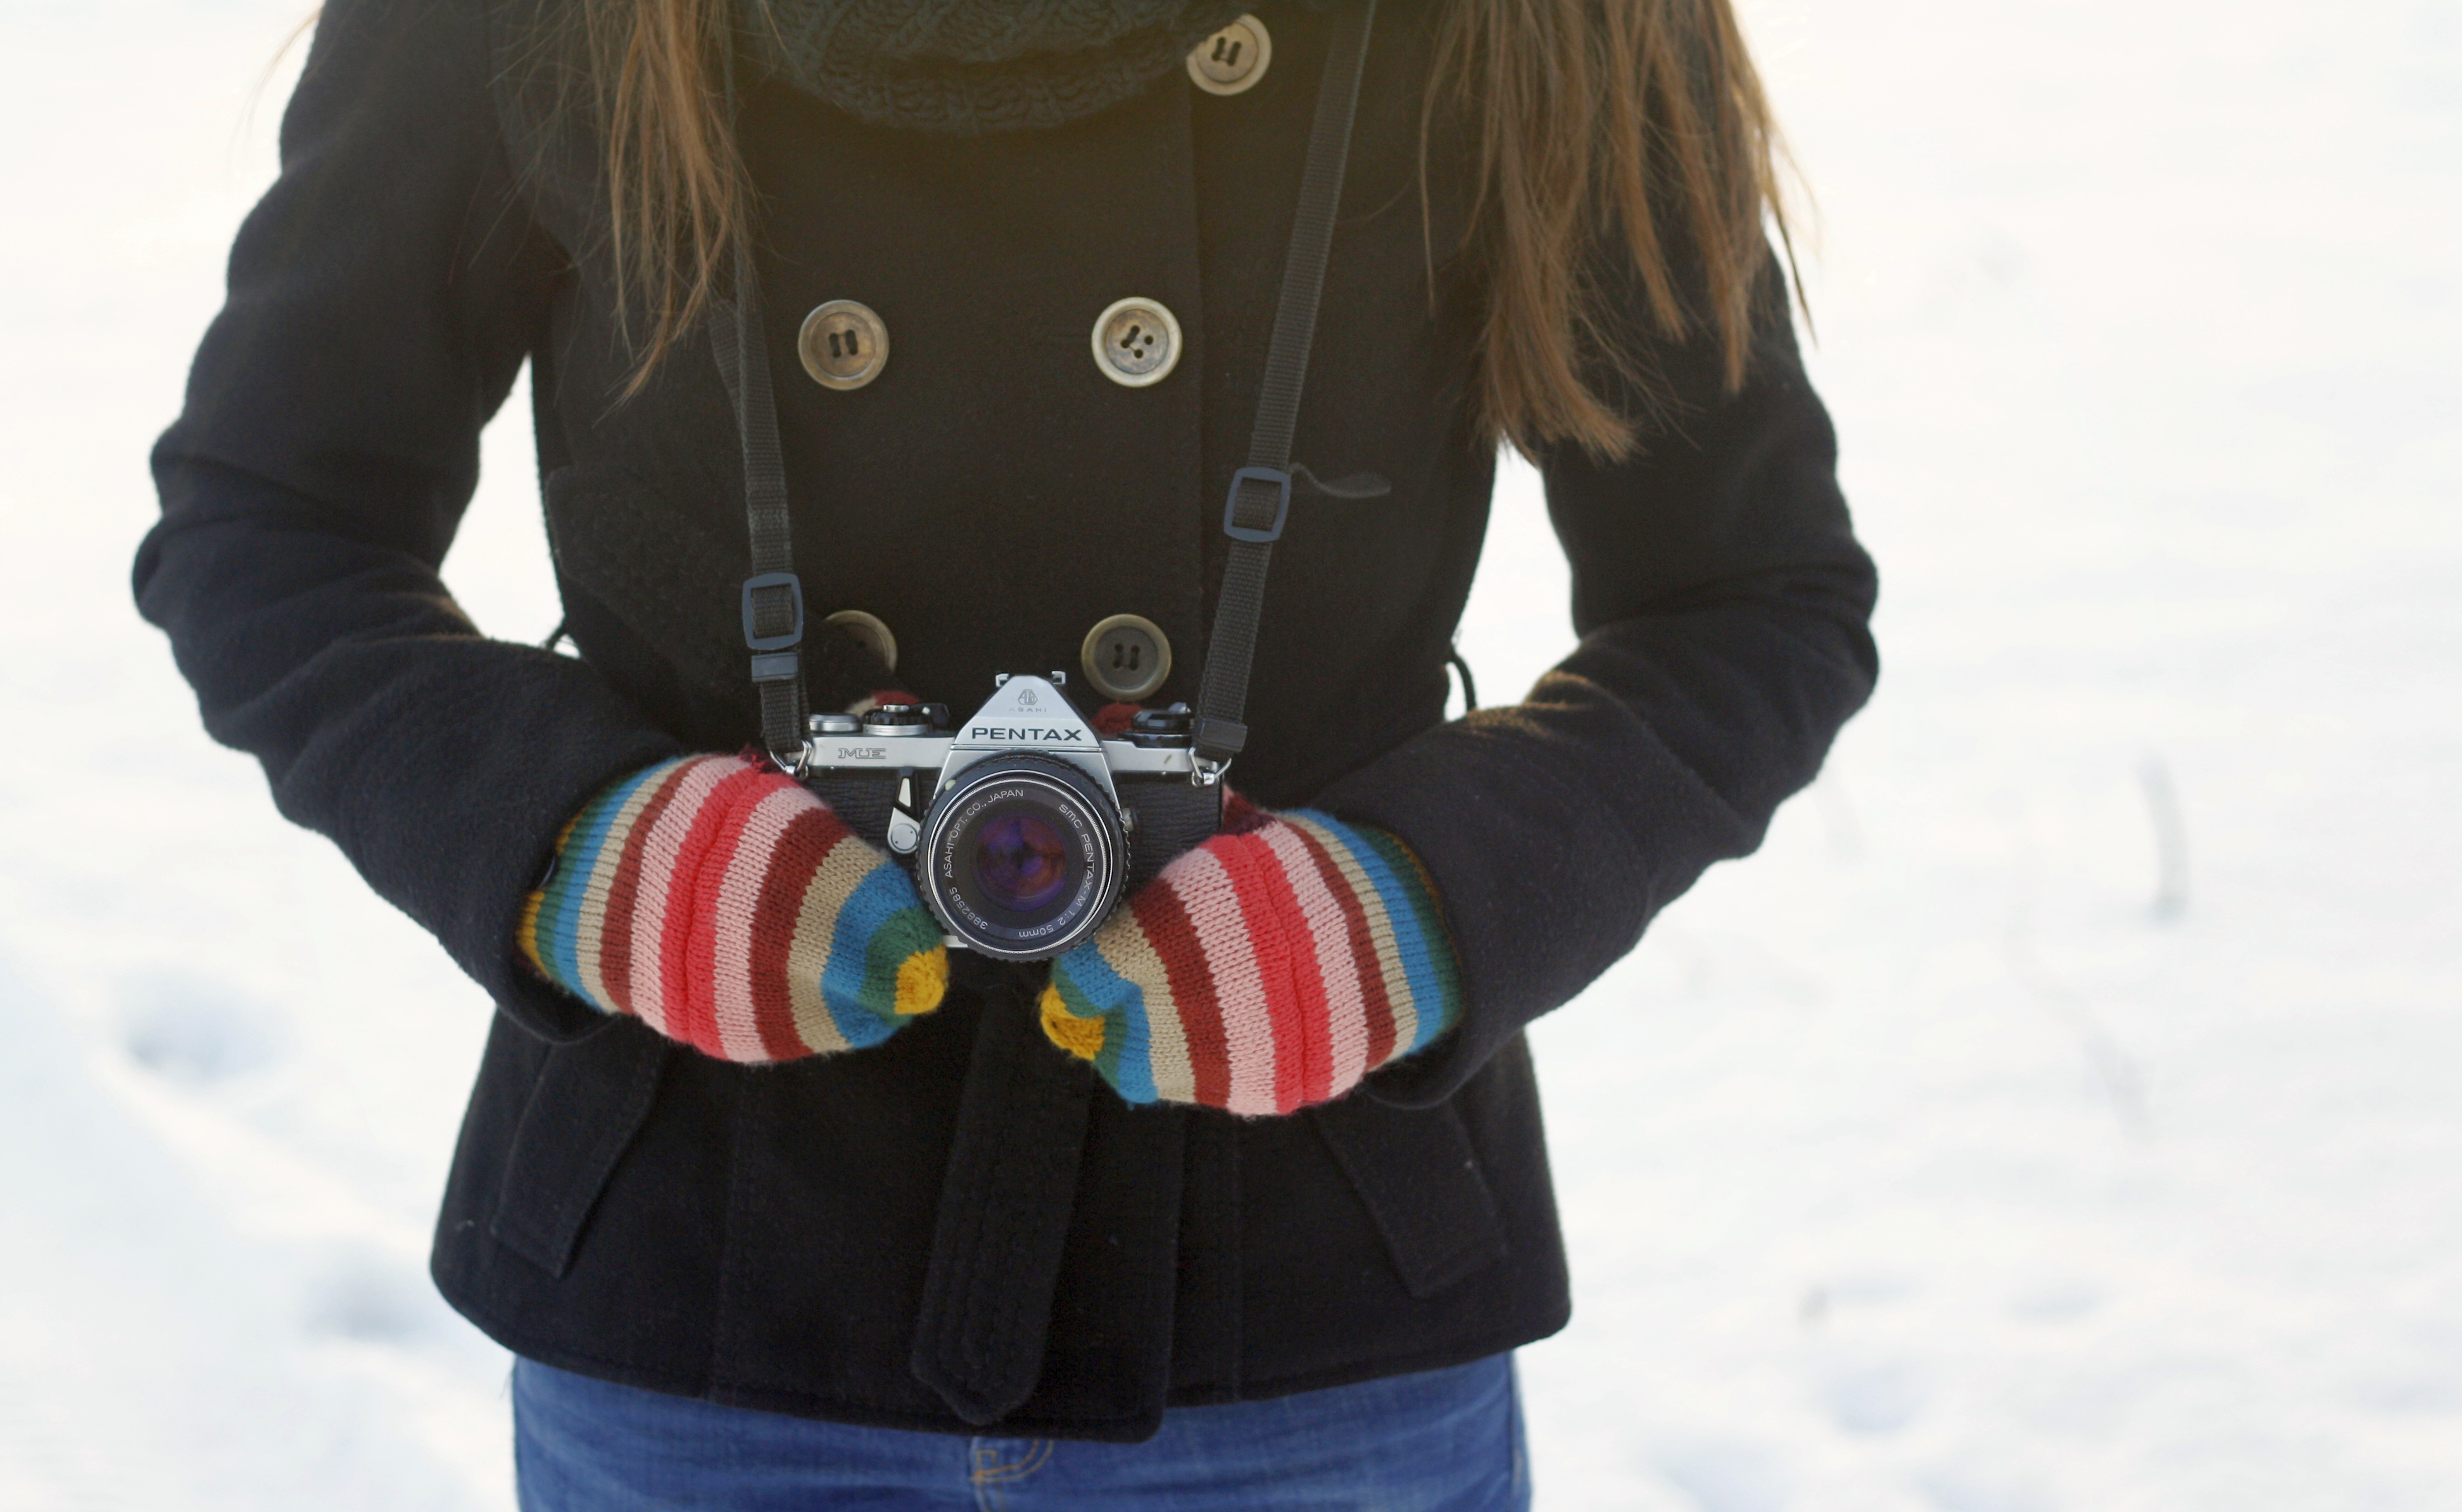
[137,0,1876,1504]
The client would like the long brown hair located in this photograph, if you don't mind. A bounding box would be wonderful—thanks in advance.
[584,0,1791,460]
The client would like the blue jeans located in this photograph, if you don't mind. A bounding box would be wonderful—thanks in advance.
[513,1354,1530,1511]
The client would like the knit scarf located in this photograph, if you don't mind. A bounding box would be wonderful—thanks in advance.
[747,0,1265,134]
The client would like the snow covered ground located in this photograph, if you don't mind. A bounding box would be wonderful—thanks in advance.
[2,0,2456,1506]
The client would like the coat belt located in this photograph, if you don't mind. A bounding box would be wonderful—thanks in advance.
[909,960,1101,1423]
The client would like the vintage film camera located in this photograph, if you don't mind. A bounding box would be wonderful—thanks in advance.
[796,674,1222,961]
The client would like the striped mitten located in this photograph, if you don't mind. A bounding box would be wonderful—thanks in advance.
[1038,802,1463,1114]
[519,753,947,1062]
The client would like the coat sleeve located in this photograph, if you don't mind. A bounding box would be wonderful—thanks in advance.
[134,0,685,1041]
[1315,260,1879,1106]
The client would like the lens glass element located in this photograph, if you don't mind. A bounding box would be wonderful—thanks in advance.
[919,755,1128,961]
[972,812,1071,914]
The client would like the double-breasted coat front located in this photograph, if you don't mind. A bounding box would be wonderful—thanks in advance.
[137,0,1879,1440]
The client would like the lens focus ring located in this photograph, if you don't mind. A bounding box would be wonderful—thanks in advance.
[917,755,1127,961]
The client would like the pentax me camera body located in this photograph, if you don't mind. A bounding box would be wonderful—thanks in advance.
[795,674,1221,961]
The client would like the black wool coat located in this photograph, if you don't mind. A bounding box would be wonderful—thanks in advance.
[137,0,1878,1441]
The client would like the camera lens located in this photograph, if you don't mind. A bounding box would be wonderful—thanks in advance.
[916,754,1127,961]
[973,812,1071,913]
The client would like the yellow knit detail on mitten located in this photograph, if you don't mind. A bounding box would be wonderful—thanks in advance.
[894,947,949,1016]
[515,810,585,979]
[516,889,548,977]
[1038,985,1106,1061]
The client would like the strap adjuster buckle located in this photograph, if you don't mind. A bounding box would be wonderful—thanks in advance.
[742,571,805,652]
[1221,467,1293,545]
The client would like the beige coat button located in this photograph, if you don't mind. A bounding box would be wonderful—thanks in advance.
[826,608,899,671]
[1090,297,1182,387]
[1080,614,1173,702]
[798,300,889,390]
[1187,15,1271,96]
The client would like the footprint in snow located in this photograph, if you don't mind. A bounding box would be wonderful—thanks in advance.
[1921,1466,2055,1512]
[1820,1357,1929,1435]
[1651,1442,1795,1512]
[2007,1280,2104,1324]
[305,1252,438,1345]
[2349,1370,2462,1414]
[115,974,287,1085]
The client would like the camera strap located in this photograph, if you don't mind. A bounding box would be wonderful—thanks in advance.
[713,41,812,768]
[1189,0,1377,779]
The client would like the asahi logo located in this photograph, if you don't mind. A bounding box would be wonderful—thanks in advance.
[1018,686,1039,707]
